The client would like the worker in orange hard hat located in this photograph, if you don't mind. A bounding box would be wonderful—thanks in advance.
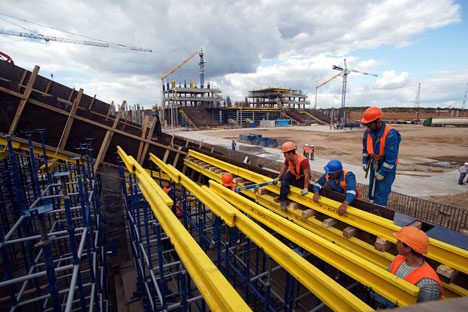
[273,142,310,211]
[163,186,183,217]
[371,226,442,307]
[361,107,401,206]
[210,173,240,249]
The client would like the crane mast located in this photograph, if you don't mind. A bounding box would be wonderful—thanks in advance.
[332,58,378,121]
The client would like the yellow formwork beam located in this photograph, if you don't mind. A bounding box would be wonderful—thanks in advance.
[209,181,419,306]
[187,150,468,276]
[0,136,76,163]
[152,154,373,311]
[117,147,250,312]
[184,157,468,299]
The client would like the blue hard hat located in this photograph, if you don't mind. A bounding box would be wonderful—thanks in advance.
[324,160,343,174]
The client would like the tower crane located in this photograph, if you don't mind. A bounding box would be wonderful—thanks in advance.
[415,82,421,121]
[332,59,378,121]
[462,82,468,110]
[314,72,343,109]
[0,29,152,52]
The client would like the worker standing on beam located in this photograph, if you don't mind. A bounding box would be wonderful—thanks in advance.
[361,107,401,206]
[312,160,361,216]
[274,142,310,211]
[210,173,240,249]
[373,227,442,307]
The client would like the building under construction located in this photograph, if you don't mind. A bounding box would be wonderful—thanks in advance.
[1,61,468,312]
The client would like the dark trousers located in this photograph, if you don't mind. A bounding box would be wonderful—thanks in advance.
[280,171,304,201]
[459,173,466,185]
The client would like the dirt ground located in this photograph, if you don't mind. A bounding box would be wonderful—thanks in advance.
[198,124,468,209]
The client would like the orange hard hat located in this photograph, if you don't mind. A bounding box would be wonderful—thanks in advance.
[222,173,233,185]
[163,187,170,194]
[281,141,296,153]
[393,226,429,254]
[361,107,383,124]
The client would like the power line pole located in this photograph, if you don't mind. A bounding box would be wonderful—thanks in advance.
[415,82,421,121]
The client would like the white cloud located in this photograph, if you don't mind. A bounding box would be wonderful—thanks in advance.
[0,0,462,108]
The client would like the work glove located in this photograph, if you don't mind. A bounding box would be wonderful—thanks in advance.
[301,188,309,196]
[375,172,384,181]
[272,177,279,184]
[363,164,369,172]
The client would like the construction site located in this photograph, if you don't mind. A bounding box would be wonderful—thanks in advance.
[1,45,468,312]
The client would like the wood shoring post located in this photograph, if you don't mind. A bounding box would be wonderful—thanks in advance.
[138,116,158,164]
[172,146,182,167]
[59,89,84,151]
[8,65,40,135]
[88,95,96,110]
[67,88,75,102]
[106,101,114,120]
[136,115,150,163]
[19,70,28,86]
[93,100,126,175]
[45,80,52,94]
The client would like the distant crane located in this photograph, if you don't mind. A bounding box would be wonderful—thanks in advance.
[332,59,378,121]
[462,82,468,110]
[199,48,206,88]
[159,50,199,128]
[314,72,343,109]
[415,82,421,121]
[0,29,152,52]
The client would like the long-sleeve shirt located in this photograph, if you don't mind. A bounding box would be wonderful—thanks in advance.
[313,171,358,203]
[362,122,401,175]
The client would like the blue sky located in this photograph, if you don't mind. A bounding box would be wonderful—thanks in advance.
[1,0,467,109]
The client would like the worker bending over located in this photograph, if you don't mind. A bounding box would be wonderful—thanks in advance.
[274,142,310,211]
[361,107,401,206]
[313,160,361,216]
[210,173,239,248]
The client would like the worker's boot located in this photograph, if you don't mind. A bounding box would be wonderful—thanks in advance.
[281,200,288,211]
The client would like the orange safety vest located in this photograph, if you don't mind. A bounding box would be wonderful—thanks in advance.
[326,170,362,199]
[366,124,398,163]
[304,146,309,153]
[288,154,307,179]
[390,255,443,299]
[163,187,183,217]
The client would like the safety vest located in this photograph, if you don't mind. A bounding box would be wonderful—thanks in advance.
[326,170,362,199]
[289,154,307,179]
[163,187,183,217]
[304,146,309,153]
[366,124,399,162]
[390,255,443,299]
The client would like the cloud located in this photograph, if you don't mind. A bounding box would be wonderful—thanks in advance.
[375,71,410,89]
[0,0,462,108]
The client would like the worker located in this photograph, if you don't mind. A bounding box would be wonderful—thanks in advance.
[303,144,309,159]
[163,186,183,217]
[361,107,401,206]
[232,139,237,151]
[210,173,240,248]
[153,113,163,139]
[458,162,468,185]
[310,144,315,160]
[313,160,361,216]
[390,227,442,303]
[274,142,310,211]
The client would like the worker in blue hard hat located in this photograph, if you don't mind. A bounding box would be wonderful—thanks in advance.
[313,160,361,216]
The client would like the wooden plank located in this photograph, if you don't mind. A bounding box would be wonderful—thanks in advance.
[67,88,75,102]
[93,101,126,175]
[106,101,114,120]
[8,65,40,135]
[19,70,27,85]
[162,150,170,163]
[45,80,53,94]
[136,115,150,163]
[88,95,96,110]
[59,88,84,150]
[172,146,182,167]
[170,135,175,148]
[139,115,158,163]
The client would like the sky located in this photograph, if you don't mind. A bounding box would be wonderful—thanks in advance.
[1,0,467,110]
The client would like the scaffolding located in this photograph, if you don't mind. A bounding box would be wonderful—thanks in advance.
[0,133,110,312]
